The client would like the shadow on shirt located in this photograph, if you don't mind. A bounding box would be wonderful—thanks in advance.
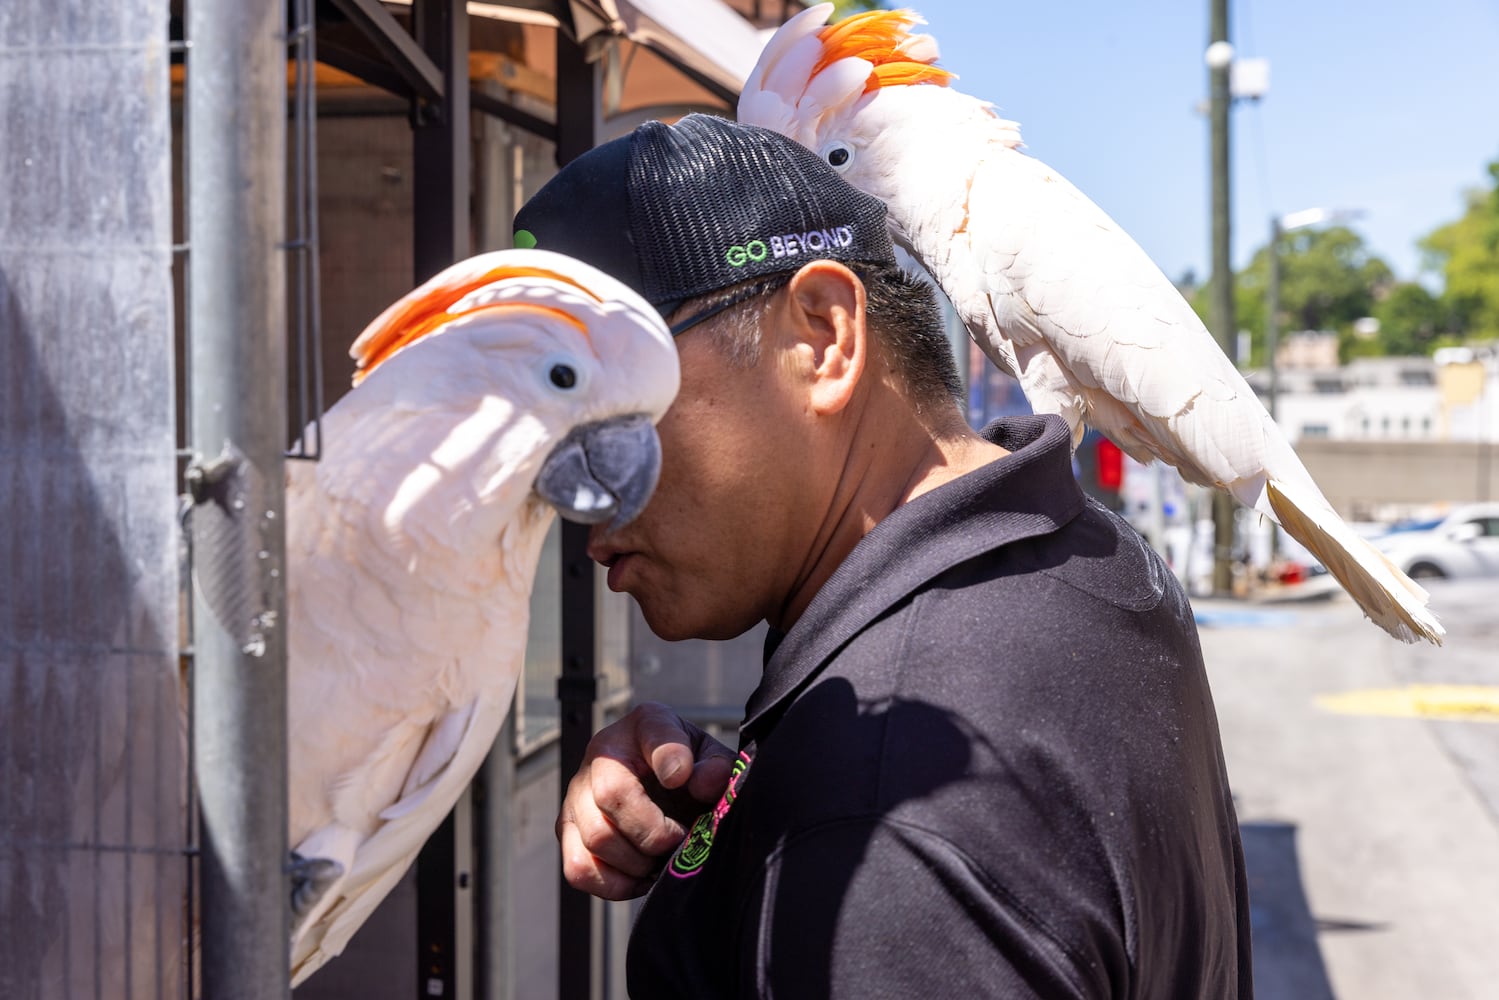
[738,676,1097,997]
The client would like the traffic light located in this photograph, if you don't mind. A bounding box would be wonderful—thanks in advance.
[1075,428,1125,511]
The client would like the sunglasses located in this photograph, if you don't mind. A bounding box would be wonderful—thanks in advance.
[668,275,794,337]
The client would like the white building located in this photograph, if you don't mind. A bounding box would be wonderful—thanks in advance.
[1243,337,1499,445]
[1125,339,1499,590]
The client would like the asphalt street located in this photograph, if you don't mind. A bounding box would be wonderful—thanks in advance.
[1194,577,1499,1000]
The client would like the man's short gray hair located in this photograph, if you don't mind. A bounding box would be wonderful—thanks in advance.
[670,264,964,409]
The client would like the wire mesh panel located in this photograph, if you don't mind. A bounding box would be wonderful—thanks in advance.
[286,0,324,462]
[0,2,189,998]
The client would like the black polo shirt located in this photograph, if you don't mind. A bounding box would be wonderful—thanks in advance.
[627,415,1253,999]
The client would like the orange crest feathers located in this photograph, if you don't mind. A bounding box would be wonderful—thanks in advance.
[350,265,598,385]
[814,8,954,93]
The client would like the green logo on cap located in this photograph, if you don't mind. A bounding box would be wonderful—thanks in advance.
[513,229,538,249]
[725,240,767,267]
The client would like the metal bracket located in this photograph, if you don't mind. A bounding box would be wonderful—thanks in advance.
[184,451,236,505]
[555,672,599,705]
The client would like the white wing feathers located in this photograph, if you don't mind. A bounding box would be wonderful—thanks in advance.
[964,148,1443,644]
[290,694,512,985]
[969,151,1282,504]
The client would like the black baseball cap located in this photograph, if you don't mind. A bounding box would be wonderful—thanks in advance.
[512,114,895,330]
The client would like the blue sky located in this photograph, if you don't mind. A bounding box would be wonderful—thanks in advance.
[910,0,1499,285]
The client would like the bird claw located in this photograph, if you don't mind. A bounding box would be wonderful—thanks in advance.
[288,851,344,928]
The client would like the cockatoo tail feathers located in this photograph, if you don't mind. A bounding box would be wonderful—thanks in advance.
[1267,478,1442,644]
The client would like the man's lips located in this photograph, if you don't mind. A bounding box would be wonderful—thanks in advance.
[586,538,637,592]
[603,553,635,593]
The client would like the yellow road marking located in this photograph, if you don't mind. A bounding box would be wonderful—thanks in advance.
[1316,685,1499,723]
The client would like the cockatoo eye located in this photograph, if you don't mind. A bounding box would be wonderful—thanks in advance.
[537,352,588,395]
[819,140,855,172]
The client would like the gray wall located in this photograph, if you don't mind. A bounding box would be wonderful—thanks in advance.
[0,3,188,998]
[1295,440,1499,519]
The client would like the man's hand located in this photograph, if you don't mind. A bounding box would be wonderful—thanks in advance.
[557,702,736,900]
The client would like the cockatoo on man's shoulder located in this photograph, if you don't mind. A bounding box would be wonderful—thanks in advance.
[283,249,679,983]
[739,4,1442,644]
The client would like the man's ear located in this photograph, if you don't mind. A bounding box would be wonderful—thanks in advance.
[783,261,866,416]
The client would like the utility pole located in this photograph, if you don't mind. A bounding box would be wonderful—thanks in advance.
[1267,216,1282,423]
[1266,215,1282,560]
[1264,207,1361,563]
[1207,0,1237,595]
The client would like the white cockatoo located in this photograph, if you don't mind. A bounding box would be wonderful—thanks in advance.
[739,4,1442,644]
[282,248,679,982]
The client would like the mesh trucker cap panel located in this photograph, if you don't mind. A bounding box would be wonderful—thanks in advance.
[514,114,895,317]
[626,116,895,309]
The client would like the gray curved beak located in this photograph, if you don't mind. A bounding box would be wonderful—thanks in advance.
[535,413,661,531]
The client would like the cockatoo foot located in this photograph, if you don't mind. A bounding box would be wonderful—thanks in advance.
[288,852,344,929]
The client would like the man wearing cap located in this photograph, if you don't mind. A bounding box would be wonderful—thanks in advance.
[517,115,1252,998]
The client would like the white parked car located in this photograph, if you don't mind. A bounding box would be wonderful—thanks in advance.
[1373,503,1499,580]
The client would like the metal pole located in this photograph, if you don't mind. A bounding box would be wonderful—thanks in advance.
[556,28,604,1000]
[1209,0,1234,363]
[474,712,518,1000]
[1266,216,1282,559]
[558,521,602,1000]
[411,2,473,996]
[187,0,290,995]
[412,0,471,283]
[1267,216,1281,423]
[1209,0,1237,595]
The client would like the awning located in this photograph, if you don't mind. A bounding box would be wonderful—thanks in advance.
[599,0,773,100]
[385,0,775,102]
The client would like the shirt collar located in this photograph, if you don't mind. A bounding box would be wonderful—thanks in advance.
[743,414,1086,739]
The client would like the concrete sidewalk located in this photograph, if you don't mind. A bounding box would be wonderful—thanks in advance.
[1193,582,1499,1000]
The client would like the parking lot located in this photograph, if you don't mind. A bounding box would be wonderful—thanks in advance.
[1196,578,1499,999]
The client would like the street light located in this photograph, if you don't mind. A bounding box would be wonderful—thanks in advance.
[1266,207,1365,420]
[1264,207,1362,562]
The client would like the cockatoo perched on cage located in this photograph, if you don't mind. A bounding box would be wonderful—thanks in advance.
[280,249,679,983]
[738,4,1443,644]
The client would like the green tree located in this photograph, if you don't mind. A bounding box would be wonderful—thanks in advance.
[1371,282,1460,356]
[830,0,888,15]
[1421,158,1499,341]
[1193,226,1393,366]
